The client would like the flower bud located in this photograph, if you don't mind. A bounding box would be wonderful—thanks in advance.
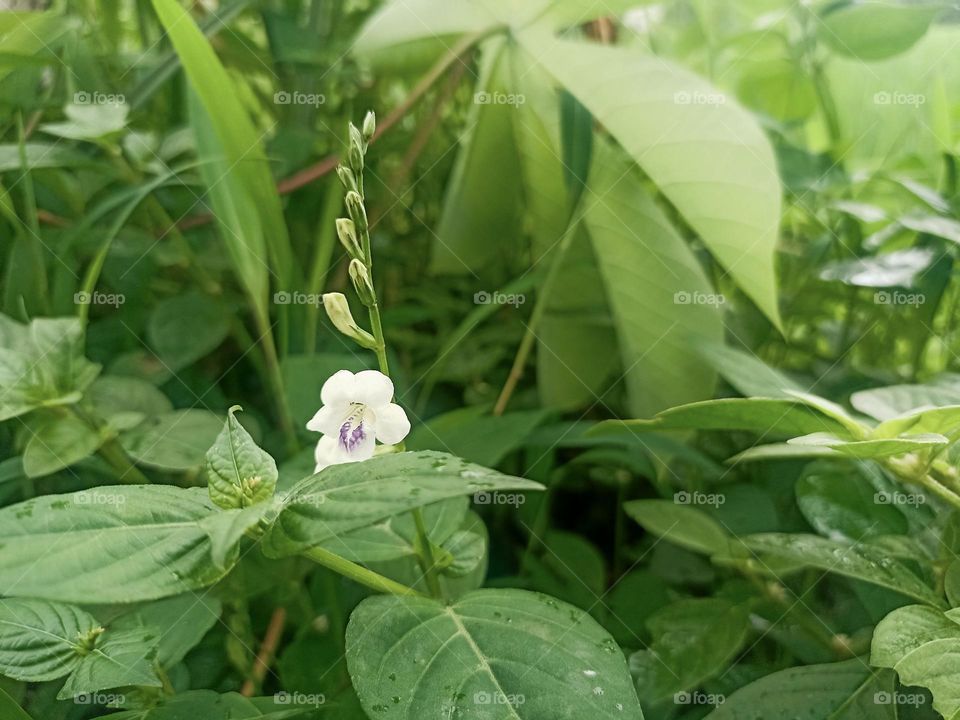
[349,259,376,306]
[345,191,368,233]
[362,111,376,142]
[336,218,363,260]
[322,292,376,349]
[348,123,365,172]
[336,165,357,192]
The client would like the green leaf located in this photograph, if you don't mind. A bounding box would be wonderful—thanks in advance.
[630,599,750,702]
[852,381,960,421]
[405,407,549,467]
[594,398,855,438]
[788,431,947,458]
[85,376,173,430]
[121,409,224,471]
[147,291,231,371]
[264,451,543,557]
[346,588,643,719]
[0,143,92,172]
[704,660,896,719]
[0,486,261,603]
[519,30,782,328]
[57,626,160,700]
[795,462,908,540]
[206,406,278,509]
[524,531,606,611]
[21,411,103,478]
[873,404,960,439]
[739,533,942,606]
[431,38,523,273]
[0,687,31,720]
[100,690,312,719]
[0,317,100,422]
[40,103,128,142]
[0,599,100,681]
[871,605,960,718]
[819,1,943,61]
[582,140,723,416]
[111,594,221,668]
[150,0,294,315]
[697,341,804,399]
[624,500,731,556]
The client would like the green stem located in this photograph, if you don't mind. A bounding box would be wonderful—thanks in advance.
[412,507,443,599]
[70,407,150,484]
[254,309,299,454]
[303,546,425,598]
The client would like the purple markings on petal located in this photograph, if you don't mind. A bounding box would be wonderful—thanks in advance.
[339,420,367,453]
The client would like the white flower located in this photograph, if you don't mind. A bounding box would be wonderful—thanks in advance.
[306,369,410,470]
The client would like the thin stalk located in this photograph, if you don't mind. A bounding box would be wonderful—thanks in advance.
[254,309,299,454]
[303,546,425,598]
[304,183,342,353]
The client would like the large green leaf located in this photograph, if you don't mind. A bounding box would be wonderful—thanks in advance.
[624,500,732,556]
[583,141,722,416]
[0,486,270,603]
[519,31,782,328]
[346,588,643,719]
[818,1,943,61]
[851,381,960,421]
[705,660,896,719]
[263,451,542,557]
[631,598,750,702]
[150,0,294,315]
[0,599,100,682]
[739,533,942,606]
[21,411,103,478]
[872,605,960,719]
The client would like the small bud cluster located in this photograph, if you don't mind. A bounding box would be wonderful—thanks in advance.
[324,111,384,349]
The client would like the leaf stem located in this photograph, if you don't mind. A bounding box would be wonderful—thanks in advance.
[302,546,425,598]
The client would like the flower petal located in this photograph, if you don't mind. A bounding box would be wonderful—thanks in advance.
[305,404,345,435]
[313,436,353,473]
[353,369,394,408]
[373,403,411,445]
[338,417,376,461]
[321,370,356,406]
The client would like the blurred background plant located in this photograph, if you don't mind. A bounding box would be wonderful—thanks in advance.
[3,0,960,717]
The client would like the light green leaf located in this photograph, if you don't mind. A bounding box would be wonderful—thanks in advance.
[788,431,947,458]
[264,451,543,557]
[819,1,943,61]
[871,604,960,668]
[100,690,311,719]
[121,409,224,471]
[346,589,643,719]
[40,103,128,142]
[852,381,960,421]
[519,31,782,328]
[442,529,485,577]
[582,140,722,416]
[739,533,942,606]
[22,412,103,478]
[697,341,804,398]
[624,500,731,556]
[0,317,100,422]
[206,406,278,510]
[593,398,855,439]
[0,486,258,603]
[873,405,960,439]
[0,143,92,172]
[705,660,896,719]
[85,376,173,429]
